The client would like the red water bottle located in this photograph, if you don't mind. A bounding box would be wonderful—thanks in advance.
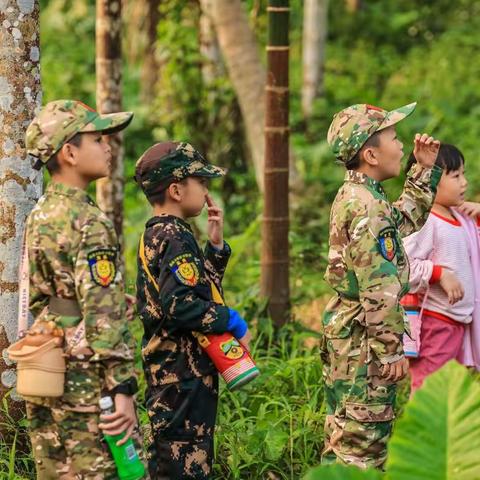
[195,282,259,390]
[400,293,421,358]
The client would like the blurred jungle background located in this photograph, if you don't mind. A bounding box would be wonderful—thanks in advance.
[2,0,480,478]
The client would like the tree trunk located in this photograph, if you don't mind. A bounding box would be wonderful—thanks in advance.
[199,0,223,85]
[346,0,361,13]
[0,0,42,421]
[261,0,290,325]
[96,0,125,255]
[210,0,266,191]
[140,0,161,103]
[301,0,328,121]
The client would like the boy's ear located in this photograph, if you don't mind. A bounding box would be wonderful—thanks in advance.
[361,146,379,167]
[57,142,77,168]
[167,182,182,202]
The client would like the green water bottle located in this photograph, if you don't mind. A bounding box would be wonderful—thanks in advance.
[100,396,145,480]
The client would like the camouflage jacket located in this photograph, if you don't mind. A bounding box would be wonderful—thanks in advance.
[323,163,443,364]
[26,182,136,410]
[136,214,230,386]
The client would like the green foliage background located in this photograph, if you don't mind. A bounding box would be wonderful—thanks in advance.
[3,0,479,478]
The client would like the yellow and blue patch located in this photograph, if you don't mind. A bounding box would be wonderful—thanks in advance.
[87,249,117,287]
[169,253,200,287]
[378,226,397,262]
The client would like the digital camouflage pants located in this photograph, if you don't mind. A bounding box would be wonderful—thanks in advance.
[321,323,397,469]
[26,402,146,480]
[146,374,218,479]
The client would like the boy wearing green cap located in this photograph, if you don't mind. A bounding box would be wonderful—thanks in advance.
[321,103,442,468]
[23,100,143,478]
[134,142,252,479]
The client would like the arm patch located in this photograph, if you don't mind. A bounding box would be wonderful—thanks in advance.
[87,248,117,287]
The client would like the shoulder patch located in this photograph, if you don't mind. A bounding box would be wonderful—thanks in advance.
[169,253,200,287]
[87,249,117,287]
[378,226,397,262]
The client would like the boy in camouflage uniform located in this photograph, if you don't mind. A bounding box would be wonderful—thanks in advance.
[23,100,143,479]
[135,142,251,479]
[321,103,442,468]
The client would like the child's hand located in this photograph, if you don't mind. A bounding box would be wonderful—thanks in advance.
[439,269,464,304]
[458,201,480,219]
[239,329,252,350]
[381,357,409,382]
[206,194,224,250]
[99,394,138,446]
[413,133,440,169]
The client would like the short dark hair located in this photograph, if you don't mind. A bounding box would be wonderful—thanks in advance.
[406,143,464,174]
[45,133,83,175]
[345,131,381,170]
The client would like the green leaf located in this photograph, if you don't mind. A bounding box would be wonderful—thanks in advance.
[386,360,480,480]
[303,464,384,480]
[264,427,289,461]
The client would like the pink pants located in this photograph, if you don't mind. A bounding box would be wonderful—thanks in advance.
[409,313,465,393]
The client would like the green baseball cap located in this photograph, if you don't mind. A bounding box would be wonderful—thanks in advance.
[26,99,133,168]
[134,142,226,197]
[327,102,417,164]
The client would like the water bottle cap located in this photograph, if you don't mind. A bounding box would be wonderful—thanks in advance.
[99,396,114,410]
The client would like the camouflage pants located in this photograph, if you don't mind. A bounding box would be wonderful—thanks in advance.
[146,374,218,479]
[26,402,146,480]
[320,325,397,469]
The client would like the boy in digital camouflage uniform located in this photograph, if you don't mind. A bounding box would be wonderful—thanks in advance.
[24,99,144,479]
[321,103,442,468]
[135,142,251,479]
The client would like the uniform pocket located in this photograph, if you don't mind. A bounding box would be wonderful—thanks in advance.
[62,361,102,408]
[146,378,202,440]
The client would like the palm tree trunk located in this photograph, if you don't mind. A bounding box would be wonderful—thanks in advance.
[302,0,328,121]
[261,0,290,325]
[210,0,266,191]
[96,0,125,257]
[0,0,42,423]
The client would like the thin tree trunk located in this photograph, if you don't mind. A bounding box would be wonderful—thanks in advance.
[346,0,361,13]
[261,0,290,325]
[0,0,42,419]
[140,0,161,103]
[301,0,328,121]
[210,0,266,191]
[96,0,125,255]
[199,0,222,85]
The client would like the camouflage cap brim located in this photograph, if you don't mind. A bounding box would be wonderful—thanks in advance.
[190,164,227,178]
[80,111,134,135]
[378,102,417,131]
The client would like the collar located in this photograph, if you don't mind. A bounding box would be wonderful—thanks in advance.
[146,214,193,232]
[46,182,95,205]
[344,170,386,196]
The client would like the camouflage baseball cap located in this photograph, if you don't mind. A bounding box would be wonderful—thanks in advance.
[327,102,417,164]
[135,142,226,197]
[26,99,134,168]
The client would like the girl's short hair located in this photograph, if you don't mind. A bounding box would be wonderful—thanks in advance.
[406,143,465,174]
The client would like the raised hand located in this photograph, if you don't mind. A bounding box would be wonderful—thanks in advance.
[206,194,224,250]
[413,133,440,169]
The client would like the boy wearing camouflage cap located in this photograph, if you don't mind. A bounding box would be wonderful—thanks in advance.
[321,103,442,468]
[135,142,251,479]
[24,100,143,478]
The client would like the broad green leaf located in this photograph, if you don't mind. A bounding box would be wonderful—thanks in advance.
[387,361,480,480]
[303,464,384,480]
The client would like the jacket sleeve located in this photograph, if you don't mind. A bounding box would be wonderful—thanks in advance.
[74,218,137,393]
[203,241,232,292]
[348,200,405,364]
[157,236,230,334]
[403,218,438,293]
[392,163,443,237]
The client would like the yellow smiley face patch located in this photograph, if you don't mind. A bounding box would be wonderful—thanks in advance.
[87,249,117,287]
[169,253,200,287]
